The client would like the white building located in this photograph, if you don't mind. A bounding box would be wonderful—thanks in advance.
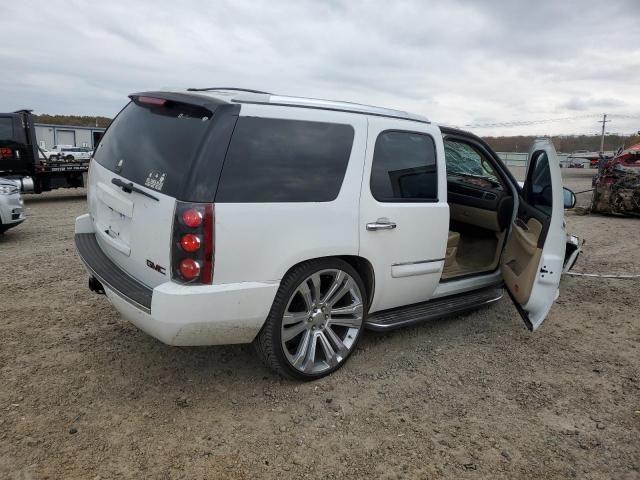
[34,123,106,150]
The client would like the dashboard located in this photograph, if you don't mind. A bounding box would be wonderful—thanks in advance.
[447,173,513,231]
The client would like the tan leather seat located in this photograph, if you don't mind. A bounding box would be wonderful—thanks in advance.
[445,231,460,267]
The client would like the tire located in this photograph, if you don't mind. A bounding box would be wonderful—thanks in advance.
[254,258,367,380]
[65,155,74,161]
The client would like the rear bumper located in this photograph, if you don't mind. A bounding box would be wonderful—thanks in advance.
[74,214,279,346]
[104,280,279,346]
[75,231,153,312]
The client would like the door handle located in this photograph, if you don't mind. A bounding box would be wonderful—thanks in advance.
[366,219,397,231]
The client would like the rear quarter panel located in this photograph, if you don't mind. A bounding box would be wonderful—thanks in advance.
[212,104,367,284]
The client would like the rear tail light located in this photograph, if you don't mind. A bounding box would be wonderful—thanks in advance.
[181,208,203,228]
[180,233,201,252]
[172,202,214,284]
[179,258,201,280]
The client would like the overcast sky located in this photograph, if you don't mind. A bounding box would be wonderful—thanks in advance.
[2,0,639,136]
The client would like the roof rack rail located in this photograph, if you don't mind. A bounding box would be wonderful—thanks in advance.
[184,88,429,123]
[186,87,271,94]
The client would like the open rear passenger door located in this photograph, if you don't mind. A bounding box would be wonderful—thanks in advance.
[501,139,566,331]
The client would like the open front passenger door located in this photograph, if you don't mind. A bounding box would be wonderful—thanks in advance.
[501,139,566,331]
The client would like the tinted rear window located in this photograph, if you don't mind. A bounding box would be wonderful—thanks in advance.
[216,117,354,203]
[94,100,213,198]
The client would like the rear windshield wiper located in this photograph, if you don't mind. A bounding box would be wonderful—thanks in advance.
[111,178,159,201]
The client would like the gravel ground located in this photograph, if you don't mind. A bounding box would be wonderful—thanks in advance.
[0,168,638,479]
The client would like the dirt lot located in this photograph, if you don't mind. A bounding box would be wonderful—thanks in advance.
[1,168,638,479]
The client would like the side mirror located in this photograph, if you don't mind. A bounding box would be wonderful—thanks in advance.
[563,187,576,209]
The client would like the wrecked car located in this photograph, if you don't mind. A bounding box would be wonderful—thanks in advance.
[591,143,640,216]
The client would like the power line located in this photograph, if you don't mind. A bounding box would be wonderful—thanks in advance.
[460,113,639,129]
[609,113,640,119]
[462,114,601,129]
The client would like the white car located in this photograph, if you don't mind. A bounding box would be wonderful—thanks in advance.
[47,145,92,161]
[75,88,577,380]
[0,178,25,233]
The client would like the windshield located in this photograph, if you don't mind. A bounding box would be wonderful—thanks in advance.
[444,139,501,185]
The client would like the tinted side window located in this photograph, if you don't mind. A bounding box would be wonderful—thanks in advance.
[527,151,552,214]
[216,117,355,203]
[370,131,437,202]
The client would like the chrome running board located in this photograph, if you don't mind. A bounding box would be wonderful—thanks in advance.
[365,286,504,332]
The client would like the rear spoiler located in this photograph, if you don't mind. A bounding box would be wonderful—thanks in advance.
[129,91,230,111]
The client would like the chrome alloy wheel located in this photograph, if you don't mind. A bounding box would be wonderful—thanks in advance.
[281,269,364,375]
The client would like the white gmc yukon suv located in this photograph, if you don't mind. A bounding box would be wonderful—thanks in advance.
[75,88,578,380]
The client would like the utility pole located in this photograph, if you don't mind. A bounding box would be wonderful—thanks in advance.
[598,113,610,153]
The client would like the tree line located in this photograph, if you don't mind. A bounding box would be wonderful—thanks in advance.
[33,114,112,129]
[483,134,640,153]
[32,114,640,153]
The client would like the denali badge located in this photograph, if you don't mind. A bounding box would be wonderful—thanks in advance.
[146,259,166,275]
[144,170,166,191]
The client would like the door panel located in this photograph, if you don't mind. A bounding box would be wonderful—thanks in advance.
[501,217,543,305]
[501,139,566,330]
[359,119,448,313]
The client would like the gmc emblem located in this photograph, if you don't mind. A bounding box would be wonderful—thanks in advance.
[146,259,166,275]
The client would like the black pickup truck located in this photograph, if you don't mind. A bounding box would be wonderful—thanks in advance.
[0,110,89,193]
